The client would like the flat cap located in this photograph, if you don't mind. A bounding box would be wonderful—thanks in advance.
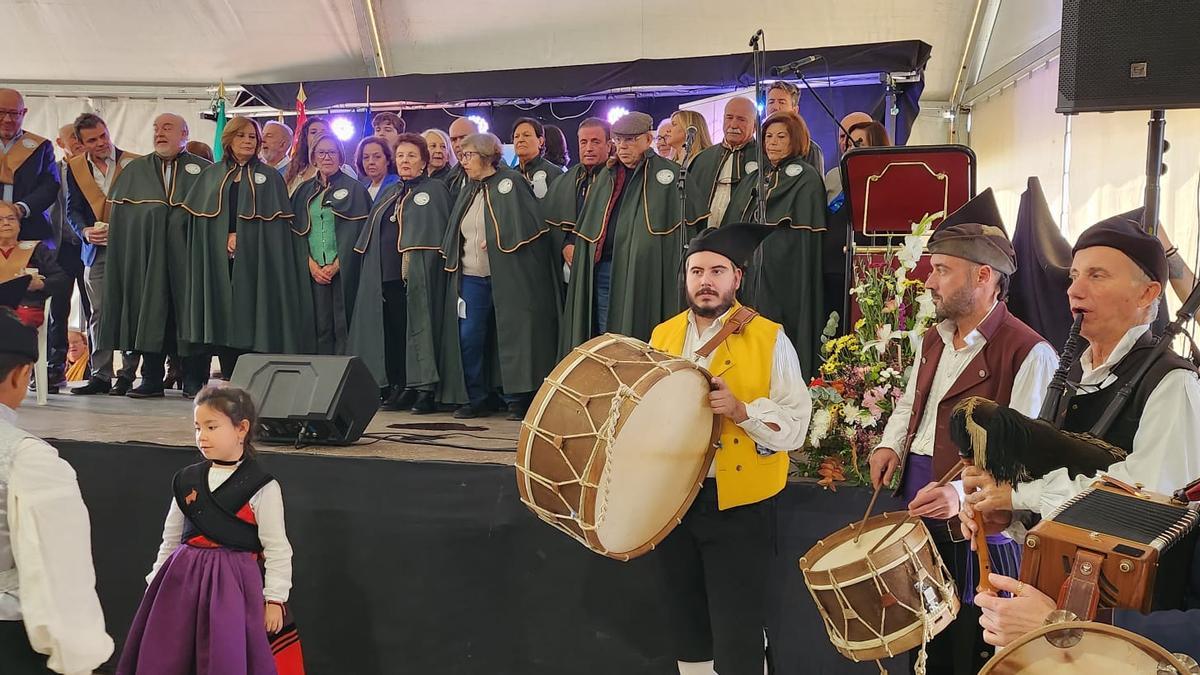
[927,189,1017,275]
[611,111,653,137]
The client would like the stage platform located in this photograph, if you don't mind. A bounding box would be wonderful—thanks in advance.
[18,390,907,675]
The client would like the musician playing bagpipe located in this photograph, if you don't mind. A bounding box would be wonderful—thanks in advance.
[867,190,1059,673]
[958,213,1200,649]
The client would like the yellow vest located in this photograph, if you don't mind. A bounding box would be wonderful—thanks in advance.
[650,303,787,510]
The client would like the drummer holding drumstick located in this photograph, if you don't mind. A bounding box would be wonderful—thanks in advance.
[648,223,812,675]
[865,191,1059,674]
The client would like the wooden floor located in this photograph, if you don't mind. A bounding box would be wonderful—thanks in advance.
[19,387,520,465]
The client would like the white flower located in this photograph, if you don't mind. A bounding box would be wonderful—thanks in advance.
[897,235,925,271]
[880,367,899,381]
[858,409,879,429]
[808,408,832,445]
[916,289,936,321]
[841,403,862,423]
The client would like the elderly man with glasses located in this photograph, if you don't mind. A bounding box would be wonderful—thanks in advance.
[0,89,59,242]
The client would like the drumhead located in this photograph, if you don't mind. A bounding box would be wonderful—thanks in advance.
[807,521,919,572]
[980,621,1192,673]
[592,366,715,555]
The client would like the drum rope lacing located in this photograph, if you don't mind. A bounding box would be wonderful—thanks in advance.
[516,338,682,557]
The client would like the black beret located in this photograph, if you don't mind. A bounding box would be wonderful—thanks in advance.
[686,222,774,269]
[0,307,37,361]
[1072,209,1168,284]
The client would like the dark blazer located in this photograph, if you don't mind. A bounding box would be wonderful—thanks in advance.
[66,148,130,267]
[6,133,60,241]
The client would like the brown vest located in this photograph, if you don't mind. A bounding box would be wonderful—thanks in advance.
[896,302,1047,488]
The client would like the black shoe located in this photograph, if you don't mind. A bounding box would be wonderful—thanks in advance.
[395,389,418,410]
[27,377,62,394]
[411,391,436,415]
[506,401,529,421]
[379,386,403,411]
[72,378,111,395]
[127,383,165,399]
[182,383,203,398]
[109,377,133,396]
[453,403,489,419]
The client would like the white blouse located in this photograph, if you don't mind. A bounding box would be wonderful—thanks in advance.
[148,463,293,603]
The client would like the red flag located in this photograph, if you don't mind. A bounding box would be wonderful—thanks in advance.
[291,83,308,154]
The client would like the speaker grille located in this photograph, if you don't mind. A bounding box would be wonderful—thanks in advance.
[1058,0,1200,113]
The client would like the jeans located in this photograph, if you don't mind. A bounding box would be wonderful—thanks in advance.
[594,258,612,334]
[458,275,521,407]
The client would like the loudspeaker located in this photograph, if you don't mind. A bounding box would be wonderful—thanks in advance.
[1058,0,1200,113]
[230,354,379,446]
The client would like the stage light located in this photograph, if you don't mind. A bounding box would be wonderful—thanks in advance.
[607,106,630,125]
[330,116,356,142]
[467,114,489,134]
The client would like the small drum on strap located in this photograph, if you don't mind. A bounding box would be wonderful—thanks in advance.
[800,512,959,662]
[979,620,1200,674]
[516,334,720,561]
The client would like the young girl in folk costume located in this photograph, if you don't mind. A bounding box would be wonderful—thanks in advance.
[117,385,305,675]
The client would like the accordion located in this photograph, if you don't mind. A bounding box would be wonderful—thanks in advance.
[1020,480,1200,618]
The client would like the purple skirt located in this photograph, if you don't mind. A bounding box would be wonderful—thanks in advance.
[117,544,277,675]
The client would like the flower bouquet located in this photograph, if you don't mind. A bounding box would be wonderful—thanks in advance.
[794,213,942,489]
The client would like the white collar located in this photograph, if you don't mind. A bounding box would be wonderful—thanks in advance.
[0,131,23,151]
[0,402,17,425]
[687,304,738,335]
[934,300,999,351]
[1080,324,1151,379]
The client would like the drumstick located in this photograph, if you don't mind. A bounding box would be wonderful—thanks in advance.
[852,484,884,544]
[866,459,968,556]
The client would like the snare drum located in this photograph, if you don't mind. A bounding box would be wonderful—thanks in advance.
[800,512,959,662]
[979,620,1198,673]
[516,334,720,561]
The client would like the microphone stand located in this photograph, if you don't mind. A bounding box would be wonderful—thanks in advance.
[678,127,697,257]
[750,29,767,223]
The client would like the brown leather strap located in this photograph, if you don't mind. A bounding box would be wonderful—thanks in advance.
[694,306,759,358]
[1058,549,1105,621]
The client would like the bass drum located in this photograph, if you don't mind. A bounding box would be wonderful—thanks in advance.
[979,620,1199,674]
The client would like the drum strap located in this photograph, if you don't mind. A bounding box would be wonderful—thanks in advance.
[694,306,759,358]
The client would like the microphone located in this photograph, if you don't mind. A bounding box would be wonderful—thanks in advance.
[771,54,822,75]
[749,29,764,47]
[685,126,697,146]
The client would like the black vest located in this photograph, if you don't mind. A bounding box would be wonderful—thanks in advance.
[173,457,274,552]
[1060,332,1197,453]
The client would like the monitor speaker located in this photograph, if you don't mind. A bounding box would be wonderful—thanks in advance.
[1058,0,1200,113]
[229,354,379,446]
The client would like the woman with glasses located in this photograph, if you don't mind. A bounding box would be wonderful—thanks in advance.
[438,133,560,420]
[291,134,385,385]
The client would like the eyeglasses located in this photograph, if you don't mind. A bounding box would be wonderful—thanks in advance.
[315,150,339,158]
[458,151,479,161]
[0,109,26,119]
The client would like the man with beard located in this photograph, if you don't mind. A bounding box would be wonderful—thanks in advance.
[687,97,759,228]
[442,116,479,201]
[649,222,811,675]
[259,120,293,173]
[867,190,1058,673]
[100,113,212,398]
[557,112,694,353]
[542,117,610,284]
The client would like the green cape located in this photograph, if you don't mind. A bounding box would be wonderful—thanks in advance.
[292,171,386,384]
[516,155,564,199]
[559,152,700,355]
[183,158,316,354]
[355,176,453,390]
[437,166,562,404]
[100,151,211,354]
[541,162,605,283]
[685,140,761,226]
[722,156,827,375]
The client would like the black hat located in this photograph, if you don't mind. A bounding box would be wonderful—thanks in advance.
[686,223,774,268]
[0,276,31,310]
[939,188,1006,233]
[0,307,37,361]
[1072,208,1168,284]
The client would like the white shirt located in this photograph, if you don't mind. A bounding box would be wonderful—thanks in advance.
[148,463,293,602]
[706,152,735,228]
[367,181,383,200]
[86,151,117,197]
[0,403,114,675]
[879,302,1060,457]
[680,308,813,477]
[1012,324,1200,516]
